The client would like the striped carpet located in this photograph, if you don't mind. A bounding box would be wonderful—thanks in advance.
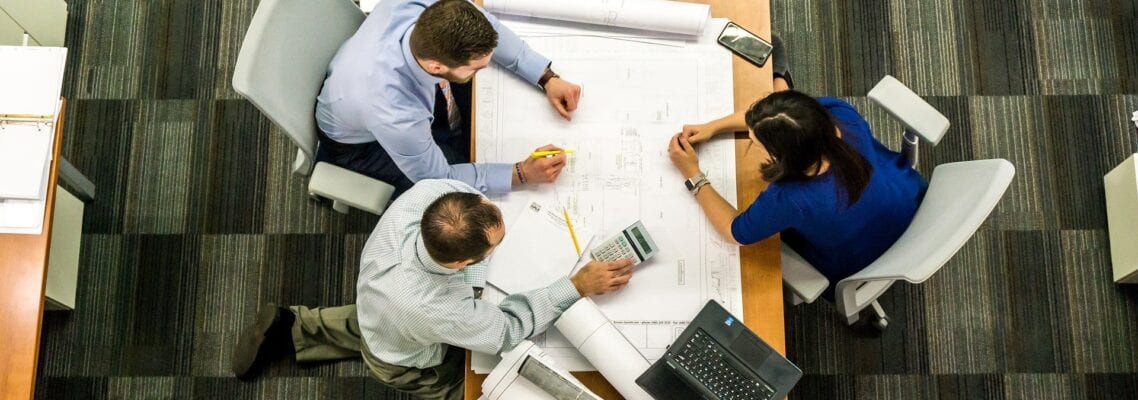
[35,0,1138,399]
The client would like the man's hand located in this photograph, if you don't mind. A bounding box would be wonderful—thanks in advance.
[571,259,634,296]
[544,77,581,121]
[517,144,567,184]
[667,134,701,179]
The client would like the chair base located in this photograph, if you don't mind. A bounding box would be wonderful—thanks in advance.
[848,301,889,331]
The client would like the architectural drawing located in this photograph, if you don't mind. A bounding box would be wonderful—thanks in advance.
[473,19,742,372]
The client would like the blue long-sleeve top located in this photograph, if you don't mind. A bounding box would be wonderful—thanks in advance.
[731,97,928,291]
[315,0,551,195]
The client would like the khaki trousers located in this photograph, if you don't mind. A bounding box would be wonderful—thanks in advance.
[290,305,465,400]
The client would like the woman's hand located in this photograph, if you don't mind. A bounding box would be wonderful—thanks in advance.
[679,123,718,144]
[667,134,701,179]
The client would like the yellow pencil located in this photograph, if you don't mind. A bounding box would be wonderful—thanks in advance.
[562,208,581,254]
[531,149,576,158]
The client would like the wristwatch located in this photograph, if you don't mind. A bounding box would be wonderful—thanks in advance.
[538,67,559,91]
[684,172,710,195]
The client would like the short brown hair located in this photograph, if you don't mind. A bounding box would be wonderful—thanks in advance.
[410,0,499,68]
[421,192,503,264]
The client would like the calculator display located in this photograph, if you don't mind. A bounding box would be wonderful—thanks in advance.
[631,227,652,253]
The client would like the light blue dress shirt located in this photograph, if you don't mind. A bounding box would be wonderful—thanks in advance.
[315,0,551,195]
[356,179,581,368]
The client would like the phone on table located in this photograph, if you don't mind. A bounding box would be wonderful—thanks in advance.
[717,21,774,67]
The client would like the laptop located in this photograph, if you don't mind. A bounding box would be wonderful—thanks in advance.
[635,301,802,400]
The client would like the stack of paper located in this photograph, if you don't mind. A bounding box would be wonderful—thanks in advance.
[486,199,594,295]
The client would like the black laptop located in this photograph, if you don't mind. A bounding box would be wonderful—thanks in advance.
[635,301,802,400]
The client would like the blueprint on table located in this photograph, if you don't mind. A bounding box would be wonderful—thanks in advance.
[472,18,744,372]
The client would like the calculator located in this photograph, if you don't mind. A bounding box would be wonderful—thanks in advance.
[590,221,659,265]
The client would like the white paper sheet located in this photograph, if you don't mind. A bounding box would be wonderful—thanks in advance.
[485,0,710,36]
[0,123,54,200]
[474,18,744,371]
[0,46,67,118]
[0,197,46,234]
[486,199,594,294]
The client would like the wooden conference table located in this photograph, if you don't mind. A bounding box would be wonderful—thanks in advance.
[0,100,66,400]
[465,0,781,398]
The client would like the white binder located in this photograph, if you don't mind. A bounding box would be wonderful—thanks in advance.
[0,46,67,234]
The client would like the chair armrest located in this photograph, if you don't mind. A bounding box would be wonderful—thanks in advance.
[781,244,828,304]
[308,162,395,215]
[867,75,950,146]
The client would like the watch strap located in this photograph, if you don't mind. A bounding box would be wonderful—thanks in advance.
[538,68,559,90]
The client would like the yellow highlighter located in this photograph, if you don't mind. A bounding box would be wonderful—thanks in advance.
[562,208,581,254]
[531,149,576,158]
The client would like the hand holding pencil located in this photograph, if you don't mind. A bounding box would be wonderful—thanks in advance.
[515,144,568,184]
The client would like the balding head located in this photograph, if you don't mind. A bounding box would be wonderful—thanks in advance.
[421,192,504,265]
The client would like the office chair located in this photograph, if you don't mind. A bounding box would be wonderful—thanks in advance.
[780,76,1015,330]
[233,0,394,215]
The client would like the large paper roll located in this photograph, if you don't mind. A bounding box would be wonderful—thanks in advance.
[554,298,653,400]
[484,0,710,36]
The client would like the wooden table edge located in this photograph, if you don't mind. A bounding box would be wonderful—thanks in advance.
[0,98,65,400]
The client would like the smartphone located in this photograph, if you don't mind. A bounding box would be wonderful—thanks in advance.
[717,21,774,67]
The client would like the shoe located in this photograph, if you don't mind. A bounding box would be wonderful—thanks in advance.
[232,304,296,380]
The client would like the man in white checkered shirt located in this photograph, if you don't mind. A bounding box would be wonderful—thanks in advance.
[232,179,634,399]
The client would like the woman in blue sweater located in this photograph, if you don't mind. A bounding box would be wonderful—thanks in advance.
[667,90,926,300]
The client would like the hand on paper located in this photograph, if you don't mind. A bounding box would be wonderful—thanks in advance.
[667,134,701,179]
[571,259,634,296]
[544,77,581,121]
[518,144,567,184]
[679,123,718,144]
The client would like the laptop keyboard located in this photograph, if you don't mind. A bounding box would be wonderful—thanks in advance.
[672,329,777,400]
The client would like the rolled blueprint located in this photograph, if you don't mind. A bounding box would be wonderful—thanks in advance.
[484,0,711,36]
[483,340,600,400]
[554,298,653,400]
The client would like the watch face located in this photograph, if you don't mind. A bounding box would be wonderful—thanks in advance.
[685,179,696,190]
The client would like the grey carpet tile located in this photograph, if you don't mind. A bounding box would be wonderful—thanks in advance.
[885,1,971,96]
[1001,230,1075,374]
[1059,230,1138,373]
[968,96,1060,230]
[1031,18,1121,95]
[958,0,1039,96]
[122,100,205,233]
[106,376,192,400]
[1003,374,1082,400]
[854,374,939,399]
[198,100,270,234]
[921,229,1009,374]
[62,100,137,234]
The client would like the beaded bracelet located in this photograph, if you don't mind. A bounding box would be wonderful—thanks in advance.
[515,162,527,184]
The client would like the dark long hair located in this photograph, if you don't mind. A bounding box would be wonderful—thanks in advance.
[744,91,872,206]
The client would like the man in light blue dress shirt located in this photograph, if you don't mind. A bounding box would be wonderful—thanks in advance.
[315,0,581,197]
[232,180,634,399]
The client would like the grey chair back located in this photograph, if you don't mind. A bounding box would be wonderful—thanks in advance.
[232,0,365,175]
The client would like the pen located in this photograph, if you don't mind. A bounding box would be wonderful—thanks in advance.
[531,149,576,158]
[562,208,581,254]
